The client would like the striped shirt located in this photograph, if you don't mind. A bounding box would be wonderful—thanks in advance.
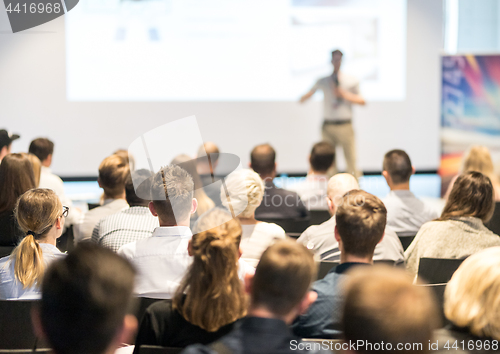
[91,206,159,252]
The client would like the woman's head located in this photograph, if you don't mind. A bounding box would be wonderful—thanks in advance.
[221,169,264,219]
[24,153,42,187]
[444,247,500,340]
[462,146,495,177]
[11,189,65,288]
[174,208,247,332]
[0,153,36,213]
[440,171,495,223]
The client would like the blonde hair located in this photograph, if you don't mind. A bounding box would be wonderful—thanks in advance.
[24,153,42,187]
[98,155,130,198]
[221,169,264,218]
[444,247,500,340]
[11,189,62,288]
[173,208,247,332]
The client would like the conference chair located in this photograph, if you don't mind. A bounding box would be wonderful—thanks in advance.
[135,297,166,324]
[317,261,339,279]
[396,231,417,251]
[417,257,466,284]
[416,283,447,327]
[286,233,301,240]
[138,345,183,354]
[257,217,311,234]
[485,202,500,236]
[0,246,15,258]
[0,300,47,349]
[309,210,331,225]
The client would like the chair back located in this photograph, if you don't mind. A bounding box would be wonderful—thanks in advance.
[135,297,168,323]
[416,283,448,326]
[138,345,183,354]
[317,261,339,279]
[258,217,311,233]
[0,247,15,259]
[396,231,417,251]
[309,210,331,225]
[486,202,500,236]
[417,258,465,284]
[0,300,46,349]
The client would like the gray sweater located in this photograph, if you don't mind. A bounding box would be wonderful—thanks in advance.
[405,216,500,275]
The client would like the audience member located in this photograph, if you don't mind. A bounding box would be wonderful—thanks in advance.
[24,153,41,186]
[382,149,438,233]
[182,240,322,354]
[292,190,387,339]
[172,154,216,221]
[92,170,158,252]
[75,154,130,243]
[434,247,500,352]
[297,173,404,264]
[32,243,137,354]
[445,145,500,201]
[0,189,66,299]
[405,171,500,276]
[197,142,222,206]
[250,144,309,220]
[134,208,248,350]
[114,148,135,172]
[0,153,36,246]
[0,129,20,163]
[222,169,286,267]
[342,266,440,354]
[289,142,335,210]
[118,165,197,298]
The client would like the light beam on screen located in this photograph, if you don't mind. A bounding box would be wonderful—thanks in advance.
[65,0,406,101]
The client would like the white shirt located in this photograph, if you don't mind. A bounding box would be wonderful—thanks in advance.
[240,222,287,267]
[74,199,129,244]
[288,174,329,210]
[0,243,66,300]
[383,190,439,234]
[311,72,360,121]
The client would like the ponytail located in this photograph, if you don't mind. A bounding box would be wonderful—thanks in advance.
[10,233,45,288]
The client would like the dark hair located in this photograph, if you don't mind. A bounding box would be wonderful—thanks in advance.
[310,142,335,172]
[251,240,316,316]
[439,171,495,223]
[125,169,153,207]
[336,190,387,258]
[342,266,440,354]
[250,144,276,176]
[383,149,413,184]
[0,153,36,213]
[29,138,54,163]
[151,165,194,224]
[40,243,136,354]
[332,49,343,57]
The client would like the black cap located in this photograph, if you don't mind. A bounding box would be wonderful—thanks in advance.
[0,129,20,149]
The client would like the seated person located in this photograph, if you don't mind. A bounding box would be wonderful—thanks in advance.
[405,171,500,276]
[0,153,36,246]
[289,141,335,210]
[32,243,137,354]
[118,165,197,298]
[297,173,404,264]
[134,208,248,350]
[0,189,66,299]
[75,154,130,243]
[0,129,20,163]
[292,190,386,339]
[182,240,323,354]
[382,149,438,233]
[250,144,309,220]
[222,169,286,267]
[92,170,159,252]
[196,142,222,206]
[342,266,440,354]
[435,247,500,352]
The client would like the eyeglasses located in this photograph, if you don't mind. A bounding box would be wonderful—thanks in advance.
[62,206,69,218]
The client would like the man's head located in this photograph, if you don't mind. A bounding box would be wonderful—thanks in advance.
[342,266,440,354]
[250,143,276,180]
[309,141,335,174]
[98,155,130,199]
[331,49,343,73]
[335,190,387,261]
[0,129,20,162]
[247,240,317,323]
[382,149,414,189]
[125,169,153,208]
[150,164,196,226]
[326,173,359,215]
[34,243,137,354]
[197,142,220,175]
[29,138,54,167]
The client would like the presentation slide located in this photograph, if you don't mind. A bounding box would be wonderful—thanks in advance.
[65,0,406,101]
